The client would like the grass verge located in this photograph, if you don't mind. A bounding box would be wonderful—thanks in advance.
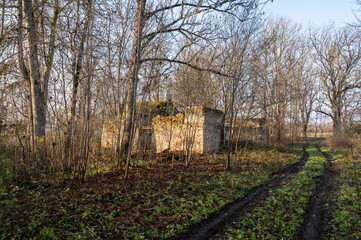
[216,145,326,240]
[323,148,361,239]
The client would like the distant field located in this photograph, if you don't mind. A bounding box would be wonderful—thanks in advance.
[285,133,333,139]
[310,133,333,138]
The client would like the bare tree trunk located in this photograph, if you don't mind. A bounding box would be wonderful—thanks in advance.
[0,0,5,41]
[303,123,308,138]
[226,103,234,169]
[333,105,342,136]
[16,0,34,152]
[43,0,59,107]
[23,0,46,165]
[123,0,146,179]
[226,76,238,170]
[63,0,92,172]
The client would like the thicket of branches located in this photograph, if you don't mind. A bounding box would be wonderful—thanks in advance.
[0,0,360,181]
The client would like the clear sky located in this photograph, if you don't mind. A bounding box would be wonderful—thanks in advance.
[267,0,358,27]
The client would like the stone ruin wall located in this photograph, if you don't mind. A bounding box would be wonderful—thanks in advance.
[101,119,152,152]
[101,119,123,149]
[225,118,266,141]
[101,101,177,152]
[152,107,224,154]
[203,110,224,153]
[152,113,204,154]
[101,106,225,154]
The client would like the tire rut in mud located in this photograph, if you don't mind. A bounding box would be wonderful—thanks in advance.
[171,147,309,240]
[295,145,335,240]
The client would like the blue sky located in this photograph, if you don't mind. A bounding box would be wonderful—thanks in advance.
[267,0,358,27]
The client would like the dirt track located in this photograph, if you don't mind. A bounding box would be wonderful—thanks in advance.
[295,146,335,240]
[172,147,310,240]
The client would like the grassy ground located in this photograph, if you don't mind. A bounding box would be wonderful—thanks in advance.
[0,146,301,239]
[323,148,361,239]
[5,143,360,240]
[215,145,326,239]
[210,145,361,240]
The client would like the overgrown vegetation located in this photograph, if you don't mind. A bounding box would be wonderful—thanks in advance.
[0,147,300,239]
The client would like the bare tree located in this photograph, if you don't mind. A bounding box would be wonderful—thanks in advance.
[62,0,93,172]
[215,15,261,168]
[122,0,266,178]
[251,18,306,143]
[16,0,60,165]
[298,68,318,138]
[310,25,361,135]
[173,51,217,110]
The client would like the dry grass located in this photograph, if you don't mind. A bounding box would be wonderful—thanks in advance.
[325,135,351,149]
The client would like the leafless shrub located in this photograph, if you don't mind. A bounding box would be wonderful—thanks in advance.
[325,135,351,149]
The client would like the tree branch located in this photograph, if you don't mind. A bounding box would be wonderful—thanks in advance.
[316,110,334,119]
[140,57,232,77]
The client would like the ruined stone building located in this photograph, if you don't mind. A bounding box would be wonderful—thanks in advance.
[101,101,178,151]
[101,104,224,154]
[225,118,266,141]
[101,102,266,154]
[152,106,224,154]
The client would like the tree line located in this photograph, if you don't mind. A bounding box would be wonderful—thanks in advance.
[0,0,360,178]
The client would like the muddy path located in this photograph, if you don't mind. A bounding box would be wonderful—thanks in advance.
[295,145,335,240]
[172,147,309,240]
